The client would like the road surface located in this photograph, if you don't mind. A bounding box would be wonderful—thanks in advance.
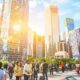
[7,71,80,80]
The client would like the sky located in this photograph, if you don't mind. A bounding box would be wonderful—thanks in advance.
[0,0,80,35]
[29,0,80,35]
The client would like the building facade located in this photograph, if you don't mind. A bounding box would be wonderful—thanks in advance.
[0,0,12,54]
[69,28,80,58]
[0,0,29,60]
[45,5,60,56]
[33,32,45,58]
[8,0,29,54]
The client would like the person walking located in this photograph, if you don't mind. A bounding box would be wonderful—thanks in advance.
[14,62,22,80]
[60,62,65,73]
[0,62,6,80]
[49,63,54,75]
[8,61,14,80]
[40,59,48,80]
[75,62,80,74]
[32,61,39,80]
[19,62,23,80]
[65,63,69,71]
[23,60,32,80]
[3,64,9,79]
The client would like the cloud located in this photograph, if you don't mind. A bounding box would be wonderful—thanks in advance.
[29,11,45,34]
[37,0,43,4]
[43,2,50,8]
[73,2,80,8]
[74,13,80,21]
[37,12,45,26]
[56,0,69,4]
[59,10,69,16]
[43,0,69,8]
[29,0,37,9]
[43,1,58,9]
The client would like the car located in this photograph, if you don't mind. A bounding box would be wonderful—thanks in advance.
[62,76,77,80]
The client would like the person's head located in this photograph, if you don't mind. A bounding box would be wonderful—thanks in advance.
[12,61,14,64]
[16,61,19,66]
[26,60,30,64]
[0,62,2,69]
[43,59,46,63]
[18,62,22,67]
[4,64,8,69]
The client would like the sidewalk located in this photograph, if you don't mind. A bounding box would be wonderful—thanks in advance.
[7,71,80,80]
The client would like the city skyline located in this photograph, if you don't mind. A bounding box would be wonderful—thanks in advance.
[29,0,80,35]
[0,0,80,35]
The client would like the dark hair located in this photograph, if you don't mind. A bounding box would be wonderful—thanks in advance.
[4,64,8,69]
[16,61,19,66]
[0,62,2,69]
[43,59,46,62]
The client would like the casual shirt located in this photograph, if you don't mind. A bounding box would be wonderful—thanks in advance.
[0,69,5,80]
[23,63,32,75]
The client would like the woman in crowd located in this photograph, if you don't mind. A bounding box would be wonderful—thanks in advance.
[14,62,22,80]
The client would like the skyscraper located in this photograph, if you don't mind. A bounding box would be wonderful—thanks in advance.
[45,5,60,56]
[1,0,12,41]
[0,0,5,35]
[9,0,29,53]
[0,0,12,53]
[69,28,80,58]
[33,32,45,58]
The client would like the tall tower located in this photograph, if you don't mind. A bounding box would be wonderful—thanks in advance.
[9,0,29,53]
[50,5,60,42]
[0,0,5,34]
[33,32,45,58]
[45,5,60,56]
[0,0,12,54]
[1,0,12,41]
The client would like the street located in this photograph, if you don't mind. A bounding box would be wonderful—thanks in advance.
[7,71,80,80]
[47,71,80,80]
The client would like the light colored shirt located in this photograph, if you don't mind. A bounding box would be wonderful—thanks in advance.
[4,69,9,79]
[23,63,32,75]
[0,69,5,80]
[14,65,22,76]
[76,64,80,67]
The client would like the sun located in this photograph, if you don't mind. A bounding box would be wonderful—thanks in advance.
[13,25,21,32]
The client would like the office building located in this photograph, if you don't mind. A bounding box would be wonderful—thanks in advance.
[69,27,80,58]
[27,27,33,56]
[0,0,12,41]
[0,0,29,60]
[9,0,29,54]
[45,5,60,56]
[33,32,45,58]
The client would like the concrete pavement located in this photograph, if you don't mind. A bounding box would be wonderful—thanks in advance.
[48,71,80,80]
[7,71,80,80]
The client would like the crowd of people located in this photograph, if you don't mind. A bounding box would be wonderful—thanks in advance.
[0,59,80,80]
[0,59,48,80]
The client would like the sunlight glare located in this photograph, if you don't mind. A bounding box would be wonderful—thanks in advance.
[13,25,21,32]
[29,22,44,35]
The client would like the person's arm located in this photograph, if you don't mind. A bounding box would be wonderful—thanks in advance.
[23,64,28,75]
[2,74,6,80]
[40,63,43,72]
